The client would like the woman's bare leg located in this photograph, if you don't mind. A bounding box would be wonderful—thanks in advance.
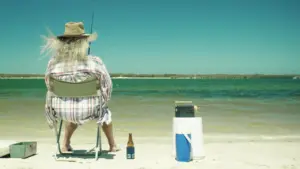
[102,122,119,152]
[62,122,78,152]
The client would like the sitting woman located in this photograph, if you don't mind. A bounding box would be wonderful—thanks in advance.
[41,22,119,152]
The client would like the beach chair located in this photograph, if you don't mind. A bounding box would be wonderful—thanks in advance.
[48,76,102,161]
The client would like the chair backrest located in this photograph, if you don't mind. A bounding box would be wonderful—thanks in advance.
[49,76,100,97]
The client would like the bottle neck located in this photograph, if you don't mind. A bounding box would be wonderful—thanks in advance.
[129,134,132,140]
[127,133,134,146]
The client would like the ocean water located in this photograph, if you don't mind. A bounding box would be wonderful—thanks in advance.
[0,78,300,142]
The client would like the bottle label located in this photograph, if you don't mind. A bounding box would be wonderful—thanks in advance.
[126,147,135,159]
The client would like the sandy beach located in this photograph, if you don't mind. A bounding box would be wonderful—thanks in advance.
[0,136,299,169]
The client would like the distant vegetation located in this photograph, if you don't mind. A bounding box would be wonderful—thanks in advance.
[0,73,299,79]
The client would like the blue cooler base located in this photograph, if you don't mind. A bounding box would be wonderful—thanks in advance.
[175,134,191,162]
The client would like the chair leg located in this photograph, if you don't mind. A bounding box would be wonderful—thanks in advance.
[99,125,102,153]
[53,122,58,156]
[95,125,100,160]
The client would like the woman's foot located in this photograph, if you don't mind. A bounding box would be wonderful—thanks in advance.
[109,145,121,152]
[61,145,73,153]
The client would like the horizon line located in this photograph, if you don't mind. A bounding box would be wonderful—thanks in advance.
[0,73,300,76]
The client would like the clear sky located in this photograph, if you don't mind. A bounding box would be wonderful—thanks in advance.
[0,0,299,74]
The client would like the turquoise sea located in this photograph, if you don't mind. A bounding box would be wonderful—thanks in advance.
[0,78,300,142]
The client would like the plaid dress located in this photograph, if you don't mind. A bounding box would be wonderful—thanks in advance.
[44,55,113,129]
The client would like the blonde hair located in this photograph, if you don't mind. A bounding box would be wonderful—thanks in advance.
[40,29,98,71]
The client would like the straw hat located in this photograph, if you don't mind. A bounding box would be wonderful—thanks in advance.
[57,22,90,38]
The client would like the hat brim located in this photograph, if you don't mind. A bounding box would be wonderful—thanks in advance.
[57,34,90,38]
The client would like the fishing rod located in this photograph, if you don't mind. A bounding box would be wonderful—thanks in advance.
[88,11,94,55]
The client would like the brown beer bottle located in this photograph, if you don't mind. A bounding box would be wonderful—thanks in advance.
[126,133,135,159]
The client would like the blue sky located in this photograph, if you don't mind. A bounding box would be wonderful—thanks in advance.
[0,0,299,74]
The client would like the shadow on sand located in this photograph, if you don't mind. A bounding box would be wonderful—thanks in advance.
[55,149,116,161]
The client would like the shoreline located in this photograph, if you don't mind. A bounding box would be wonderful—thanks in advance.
[0,76,299,80]
[0,74,300,80]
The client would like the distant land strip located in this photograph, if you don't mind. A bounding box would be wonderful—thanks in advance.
[0,73,299,79]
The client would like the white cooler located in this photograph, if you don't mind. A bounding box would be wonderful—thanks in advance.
[172,117,205,160]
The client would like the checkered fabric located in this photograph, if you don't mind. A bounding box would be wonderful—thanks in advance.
[44,55,113,129]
